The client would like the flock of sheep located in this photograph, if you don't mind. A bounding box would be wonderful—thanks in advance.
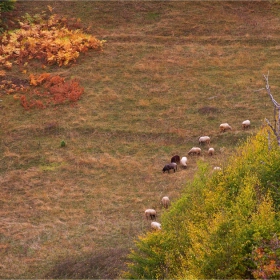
[144,119,251,231]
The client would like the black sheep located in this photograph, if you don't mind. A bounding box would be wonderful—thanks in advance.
[162,163,177,173]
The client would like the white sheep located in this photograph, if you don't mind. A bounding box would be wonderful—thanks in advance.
[208,147,215,156]
[151,221,161,230]
[198,136,211,145]
[180,156,188,167]
[242,120,251,129]
[145,209,157,220]
[220,123,232,133]
[161,196,170,209]
[213,166,222,171]
[188,147,201,156]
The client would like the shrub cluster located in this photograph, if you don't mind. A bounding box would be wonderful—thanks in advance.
[0,11,105,68]
[124,127,280,279]
[19,73,84,109]
[0,9,104,109]
[0,0,16,33]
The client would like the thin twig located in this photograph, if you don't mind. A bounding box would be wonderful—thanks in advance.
[263,73,280,108]
[265,118,277,136]
[253,88,265,92]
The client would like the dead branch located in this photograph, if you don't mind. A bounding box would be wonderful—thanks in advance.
[263,72,280,146]
[265,118,277,136]
[263,73,280,108]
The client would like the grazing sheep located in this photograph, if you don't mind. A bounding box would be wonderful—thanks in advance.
[220,123,232,133]
[161,196,170,209]
[199,136,211,145]
[213,166,222,171]
[151,221,161,230]
[145,209,157,220]
[208,147,215,156]
[180,156,188,167]
[162,162,177,173]
[188,147,201,156]
[242,120,251,129]
[171,155,180,164]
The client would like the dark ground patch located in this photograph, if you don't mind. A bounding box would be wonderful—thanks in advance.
[198,106,220,115]
[44,247,129,279]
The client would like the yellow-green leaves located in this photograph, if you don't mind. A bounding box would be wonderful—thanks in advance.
[251,194,276,241]
[124,127,280,279]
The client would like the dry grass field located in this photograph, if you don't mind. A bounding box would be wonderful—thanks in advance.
[1,1,280,278]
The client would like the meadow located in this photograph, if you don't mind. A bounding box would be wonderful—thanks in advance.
[1,1,280,278]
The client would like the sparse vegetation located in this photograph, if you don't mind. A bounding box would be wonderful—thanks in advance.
[60,140,66,147]
[1,1,280,278]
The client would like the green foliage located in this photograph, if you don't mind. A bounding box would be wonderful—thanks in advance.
[0,0,15,12]
[123,232,168,279]
[224,128,280,209]
[124,127,280,279]
[60,140,66,147]
[22,12,43,25]
[0,0,16,33]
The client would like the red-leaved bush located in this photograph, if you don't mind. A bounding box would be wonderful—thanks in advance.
[20,73,84,109]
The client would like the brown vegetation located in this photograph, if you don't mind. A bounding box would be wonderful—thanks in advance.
[1,1,280,278]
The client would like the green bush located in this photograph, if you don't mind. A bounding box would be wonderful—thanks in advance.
[0,0,15,12]
[0,0,16,33]
[124,127,280,279]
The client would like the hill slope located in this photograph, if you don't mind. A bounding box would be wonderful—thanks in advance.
[1,1,280,278]
[124,128,280,279]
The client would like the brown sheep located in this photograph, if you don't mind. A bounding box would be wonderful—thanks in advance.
[171,155,180,164]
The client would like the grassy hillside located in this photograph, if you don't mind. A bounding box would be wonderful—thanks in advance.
[1,1,280,278]
[124,128,280,279]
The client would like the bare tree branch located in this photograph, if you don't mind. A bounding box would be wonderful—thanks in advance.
[267,128,271,151]
[263,73,280,147]
[263,73,280,108]
[253,88,265,92]
[265,118,277,136]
